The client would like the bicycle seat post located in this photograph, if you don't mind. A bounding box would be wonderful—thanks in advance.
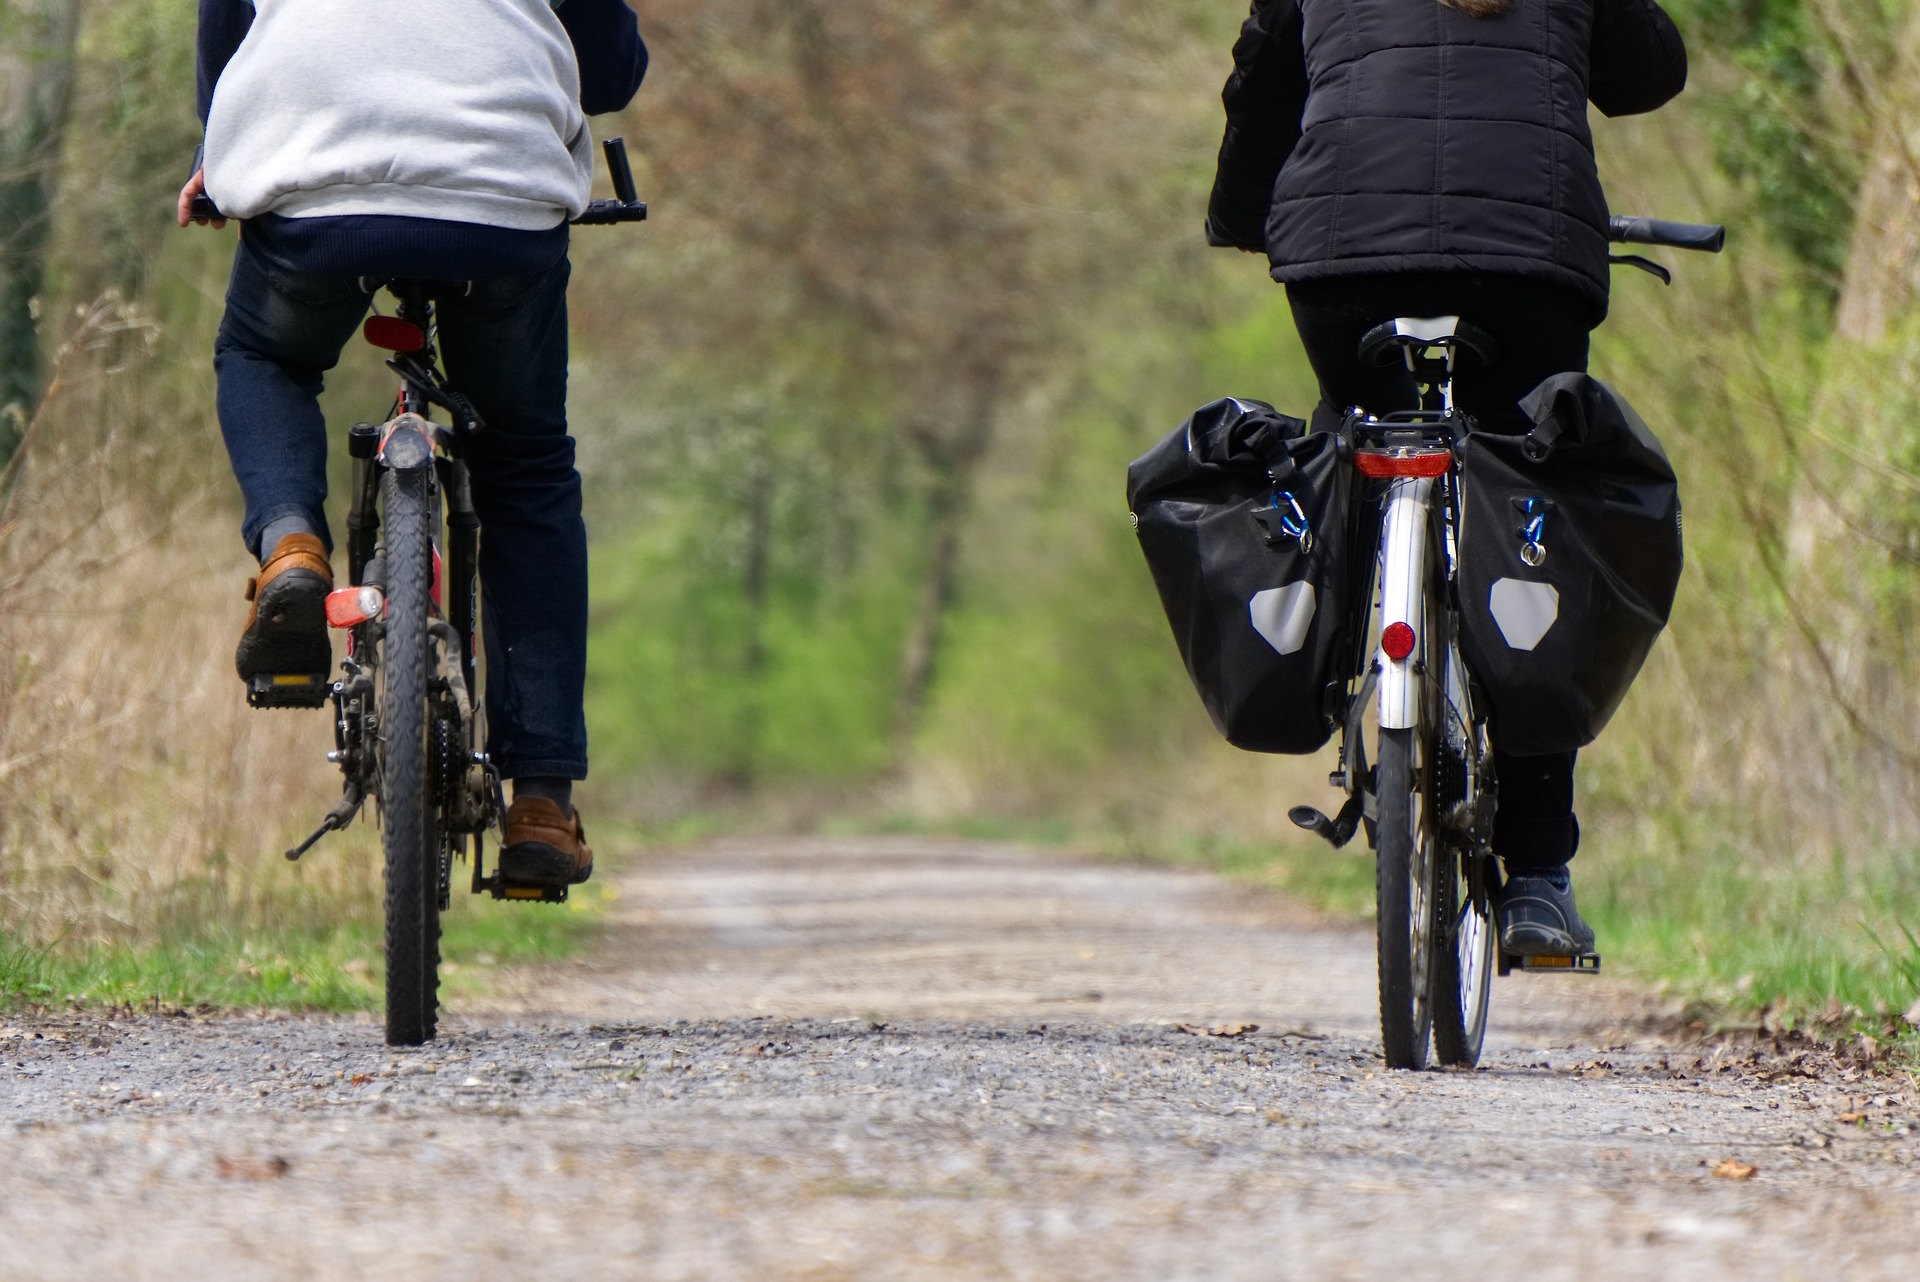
[1401,345,1456,415]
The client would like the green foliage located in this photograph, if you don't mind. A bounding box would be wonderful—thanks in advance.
[582,384,922,785]
[1666,0,1878,303]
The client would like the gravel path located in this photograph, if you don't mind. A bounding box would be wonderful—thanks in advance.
[3,836,1916,1280]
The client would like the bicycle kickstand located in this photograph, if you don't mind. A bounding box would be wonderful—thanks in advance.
[286,784,364,862]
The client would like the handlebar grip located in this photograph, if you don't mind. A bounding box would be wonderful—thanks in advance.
[574,200,648,225]
[1607,216,1726,253]
[603,137,639,207]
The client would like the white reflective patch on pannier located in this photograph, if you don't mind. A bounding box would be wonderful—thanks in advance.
[1489,578,1560,651]
[1249,582,1317,656]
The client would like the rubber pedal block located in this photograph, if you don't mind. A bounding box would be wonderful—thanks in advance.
[1499,951,1601,976]
[246,672,330,709]
[490,880,568,905]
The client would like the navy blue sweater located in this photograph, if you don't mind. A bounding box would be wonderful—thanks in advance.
[196,0,647,279]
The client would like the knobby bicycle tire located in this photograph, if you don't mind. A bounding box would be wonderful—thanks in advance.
[379,463,441,1046]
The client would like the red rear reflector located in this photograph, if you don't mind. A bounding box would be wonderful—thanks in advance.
[1354,451,1450,478]
[363,316,426,352]
[326,585,385,628]
[1381,621,1417,661]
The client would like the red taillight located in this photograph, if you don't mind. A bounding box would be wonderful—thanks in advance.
[1354,450,1451,478]
[1381,621,1417,661]
[363,316,426,352]
[327,585,385,628]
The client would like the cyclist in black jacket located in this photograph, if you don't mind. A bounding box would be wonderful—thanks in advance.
[1206,0,1687,957]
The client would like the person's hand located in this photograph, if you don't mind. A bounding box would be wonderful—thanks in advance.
[177,169,227,229]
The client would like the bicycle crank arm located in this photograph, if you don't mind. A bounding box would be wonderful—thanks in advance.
[1288,793,1365,849]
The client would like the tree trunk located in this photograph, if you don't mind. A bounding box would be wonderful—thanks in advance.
[891,384,1001,751]
[1831,11,1920,346]
[733,448,774,791]
[0,0,84,456]
[1787,7,1920,568]
[892,473,968,748]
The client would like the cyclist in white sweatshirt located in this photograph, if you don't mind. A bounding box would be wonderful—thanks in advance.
[181,0,646,888]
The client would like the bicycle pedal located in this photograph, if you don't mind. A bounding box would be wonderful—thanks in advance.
[245,672,331,709]
[486,877,568,905]
[1498,951,1601,976]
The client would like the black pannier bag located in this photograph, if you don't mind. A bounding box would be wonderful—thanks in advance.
[1456,373,1683,757]
[1127,398,1350,754]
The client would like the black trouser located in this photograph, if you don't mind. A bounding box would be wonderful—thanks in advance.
[1287,271,1591,869]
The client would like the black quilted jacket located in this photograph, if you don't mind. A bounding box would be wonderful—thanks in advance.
[1206,0,1687,319]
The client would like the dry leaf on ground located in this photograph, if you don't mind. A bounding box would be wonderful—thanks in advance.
[214,1155,291,1182]
[1175,1022,1259,1039]
[1711,1159,1757,1180]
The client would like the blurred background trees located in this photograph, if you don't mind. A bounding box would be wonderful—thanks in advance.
[2,0,1920,1020]
[0,0,82,457]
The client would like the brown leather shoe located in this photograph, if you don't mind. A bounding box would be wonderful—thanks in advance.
[498,797,593,886]
[236,533,333,691]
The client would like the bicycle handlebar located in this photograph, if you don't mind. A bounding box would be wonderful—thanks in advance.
[187,136,648,226]
[575,137,648,224]
[1608,216,1725,253]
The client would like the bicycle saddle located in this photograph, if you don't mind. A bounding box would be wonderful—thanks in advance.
[1358,316,1500,369]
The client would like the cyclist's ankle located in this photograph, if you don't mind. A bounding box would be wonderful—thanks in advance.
[1503,863,1572,890]
[512,776,573,813]
[258,514,324,564]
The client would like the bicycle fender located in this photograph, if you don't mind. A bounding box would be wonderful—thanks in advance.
[1376,477,1432,731]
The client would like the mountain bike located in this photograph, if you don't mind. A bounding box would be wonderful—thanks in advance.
[197,141,647,1046]
[1288,215,1724,1070]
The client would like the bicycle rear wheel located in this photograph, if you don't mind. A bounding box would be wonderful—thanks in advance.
[378,462,441,1046]
[1375,726,1438,1069]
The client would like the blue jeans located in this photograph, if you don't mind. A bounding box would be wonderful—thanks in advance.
[214,233,588,781]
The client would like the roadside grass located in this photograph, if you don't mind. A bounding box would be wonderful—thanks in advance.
[1581,820,1920,1035]
[0,866,610,1014]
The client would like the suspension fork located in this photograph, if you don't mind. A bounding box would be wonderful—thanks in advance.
[346,422,382,587]
[441,456,480,701]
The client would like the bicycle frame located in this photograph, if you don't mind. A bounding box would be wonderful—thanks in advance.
[1324,386,1502,1070]
[283,283,509,891]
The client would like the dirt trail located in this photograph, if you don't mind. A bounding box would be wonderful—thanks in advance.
[3,837,1916,1281]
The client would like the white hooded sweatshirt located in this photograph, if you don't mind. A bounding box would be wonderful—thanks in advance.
[203,0,592,229]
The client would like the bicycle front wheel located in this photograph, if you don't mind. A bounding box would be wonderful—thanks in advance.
[378,462,441,1047]
[1431,846,1496,1066]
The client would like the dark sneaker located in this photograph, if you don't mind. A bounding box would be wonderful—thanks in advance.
[498,797,593,887]
[236,533,333,704]
[1495,869,1596,956]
